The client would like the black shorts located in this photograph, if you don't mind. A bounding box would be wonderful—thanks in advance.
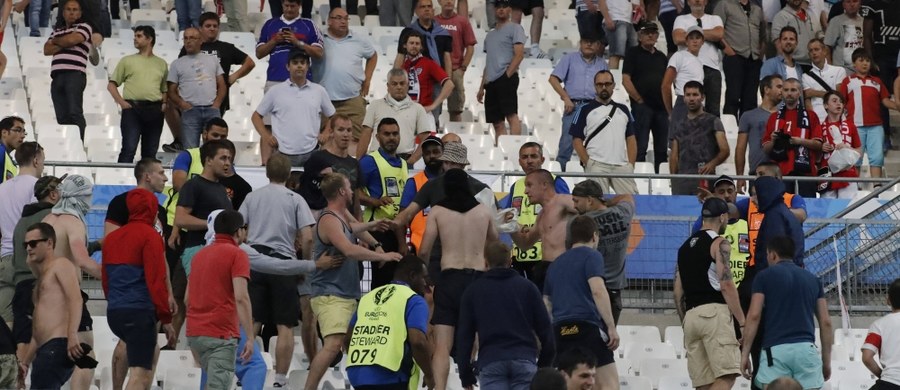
[107,309,157,369]
[165,225,187,302]
[31,337,75,389]
[79,290,92,332]
[554,320,616,368]
[12,279,35,345]
[509,0,544,13]
[484,73,520,124]
[873,380,900,390]
[249,271,300,327]
[530,261,553,293]
[431,269,483,327]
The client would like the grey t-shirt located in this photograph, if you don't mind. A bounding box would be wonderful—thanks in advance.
[671,112,725,172]
[167,53,224,106]
[310,210,360,299]
[239,184,315,258]
[824,14,864,68]
[738,107,772,172]
[567,202,635,290]
[484,22,526,83]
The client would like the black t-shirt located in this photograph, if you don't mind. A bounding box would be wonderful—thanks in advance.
[105,190,167,229]
[178,40,249,111]
[220,173,253,210]
[862,0,900,61]
[176,175,233,247]
[0,320,14,354]
[298,150,363,210]
[411,174,491,209]
[622,45,669,111]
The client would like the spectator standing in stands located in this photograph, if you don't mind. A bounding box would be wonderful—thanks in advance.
[549,36,608,170]
[825,0,864,71]
[239,153,316,388]
[21,222,84,389]
[509,0,548,59]
[502,142,570,282]
[662,25,705,127]
[658,0,682,54]
[457,241,555,389]
[359,118,408,289]
[304,173,402,390]
[24,0,51,38]
[185,210,254,389]
[763,78,822,197]
[599,0,638,69]
[39,174,101,390]
[803,39,847,122]
[673,197,745,390]
[571,70,638,195]
[759,27,802,84]
[107,25,167,164]
[557,348,598,390]
[172,139,235,277]
[345,255,434,389]
[418,168,498,390]
[673,0,725,116]
[435,0,477,122]
[300,115,365,216]
[622,21,667,173]
[175,0,201,30]
[714,0,765,117]
[479,0,525,137]
[736,75,783,193]
[771,0,815,65]
[861,278,900,390]
[400,32,455,123]
[251,50,336,166]
[840,48,897,180]
[256,0,324,85]
[398,135,443,253]
[570,180,634,325]
[0,142,43,325]
[740,236,832,389]
[397,0,453,74]
[572,0,608,46]
[167,27,226,149]
[543,215,619,390]
[380,0,414,26]
[862,0,900,151]
[101,188,175,390]
[819,92,862,199]
[45,0,92,141]
[358,69,434,163]
[312,7,377,144]
[220,0,246,31]
[0,117,25,183]
[194,12,256,116]
[669,81,730,195]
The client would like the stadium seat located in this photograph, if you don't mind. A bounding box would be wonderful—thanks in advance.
[288,369,309,389]
[663,326,685,358]
[619,325,662,344]
[834,328,868,350]
[721,114,738,136]
[735,376,752,390]
[637,358,688,388]
[543,161,562,173]
[617,358,634,376]
[164,367,202,389]
[838,377,877,390]
[156,350,200,383]
[497,135,537,156]
[625,342,677,361]
[830,360,876,387]
[96,168,134,185]
[657,375,693,390]
[619,375,653,390]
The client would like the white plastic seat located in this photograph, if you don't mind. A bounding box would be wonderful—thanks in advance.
[619,325,662,344]
[657,375,694,390]
[95,168,133,185]
[164,367,202,389]
[838,377,877,390]
[616,358,634,376]
[155,350,199,383]
[619,375,653,390]
[637,358,689,388]
[497,135,537,156]
[664,326,685,358]
[625,342,678,361]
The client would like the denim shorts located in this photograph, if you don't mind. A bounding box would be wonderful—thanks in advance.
[605,20,637,57]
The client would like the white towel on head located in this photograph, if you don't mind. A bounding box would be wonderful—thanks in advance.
[52,174,93,223]
[204,209,226,246]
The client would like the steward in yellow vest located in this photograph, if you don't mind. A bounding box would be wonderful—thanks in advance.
[164,120,231,226]
[0,116,27,184]
[346,256,434,389]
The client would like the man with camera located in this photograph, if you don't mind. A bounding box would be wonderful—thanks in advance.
[762,77,823,198]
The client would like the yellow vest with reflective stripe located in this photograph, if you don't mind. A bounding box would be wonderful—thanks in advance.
[511,177,543,262]
[2,150,16,182]
[348,284,416,372]
[723,219,750,287]
[363,151,408,222]
[164,148,203,226]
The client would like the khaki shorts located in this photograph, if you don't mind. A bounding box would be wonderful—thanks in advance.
[683,303,741,387]
[310,295,357,337]
[447,69,466,114]
[0,254,14,324]
[332,96,368,139]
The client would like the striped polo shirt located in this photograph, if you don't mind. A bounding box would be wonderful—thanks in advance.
[49,22,92,76]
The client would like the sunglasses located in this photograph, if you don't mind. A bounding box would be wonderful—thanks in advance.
[23,238,49,249]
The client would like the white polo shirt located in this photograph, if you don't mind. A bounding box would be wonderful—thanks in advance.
[255,79,336,155]
[802,63,848,122]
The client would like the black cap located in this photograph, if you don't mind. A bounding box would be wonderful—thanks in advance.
[34,174,64,200]
[701,197,729,217]
[571,180,604,199]
[288,48,310,61]
[421,135,443,150]
[713,175,735,189]
[637,20,659,33]
[495,0,512,7]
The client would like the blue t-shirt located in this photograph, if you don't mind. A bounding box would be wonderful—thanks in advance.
[398,169,439,208]
[346,288,429,386]
[258,17,323,82]
[544,246,607,328]
[499,177,571,208]
[359,149,405,199]
[752,261,824,349]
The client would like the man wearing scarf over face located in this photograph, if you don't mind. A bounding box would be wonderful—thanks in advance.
[418,168,499,390]
[762,78,823,198]
[39,174,102,390]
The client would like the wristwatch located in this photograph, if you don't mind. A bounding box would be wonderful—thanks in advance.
[372,242,383,248]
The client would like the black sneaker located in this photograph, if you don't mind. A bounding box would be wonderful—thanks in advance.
[273,382,286,388]
[162,142,183,153]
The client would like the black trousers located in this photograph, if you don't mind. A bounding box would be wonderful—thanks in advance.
[703,65,723,117]
[722,54,762,117]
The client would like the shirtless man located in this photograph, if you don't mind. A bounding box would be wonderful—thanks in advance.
[22,222,85,389]
[39,174,101,390]
[510,169,577,290]
[418,168,498,390]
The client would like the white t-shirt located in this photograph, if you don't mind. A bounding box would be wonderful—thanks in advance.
[862,312,900,386]
[807,0,827,32]
[668,50,705,95]
[0,175,38,257]
[763,0,781,22]
[607,0,633,23]
[673,14,724,70]
[785,65,798,80]
[802,63,849,122]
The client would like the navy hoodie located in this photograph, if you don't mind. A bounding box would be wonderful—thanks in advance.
[753,176,805,270]
[455,268,555,387]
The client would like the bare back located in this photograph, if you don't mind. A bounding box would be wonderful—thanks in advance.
[42,213,100,278]
[431,204,496,271]
[41,213,80,263]
[536,194,575,261]
[33,257,81,346]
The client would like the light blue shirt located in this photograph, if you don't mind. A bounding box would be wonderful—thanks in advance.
[551,52,609,101]
[312,32,377,101]
[255,80,336,155]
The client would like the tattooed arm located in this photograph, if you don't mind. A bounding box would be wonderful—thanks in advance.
[713,237,746,326]
[673,265,686,323]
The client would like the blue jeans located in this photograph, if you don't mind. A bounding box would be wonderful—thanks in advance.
[175,0,201,30]
[28,0,51,36]
[31,338,75,389]
[857,125,884,167]
[604,20,636,57]
[478,360,537,390]
[180,106,220,149]
[50,71,87,141]
[557,101,591,169]
[631,102,669,172]
[119,102,164,163]
[199,327,266,390]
